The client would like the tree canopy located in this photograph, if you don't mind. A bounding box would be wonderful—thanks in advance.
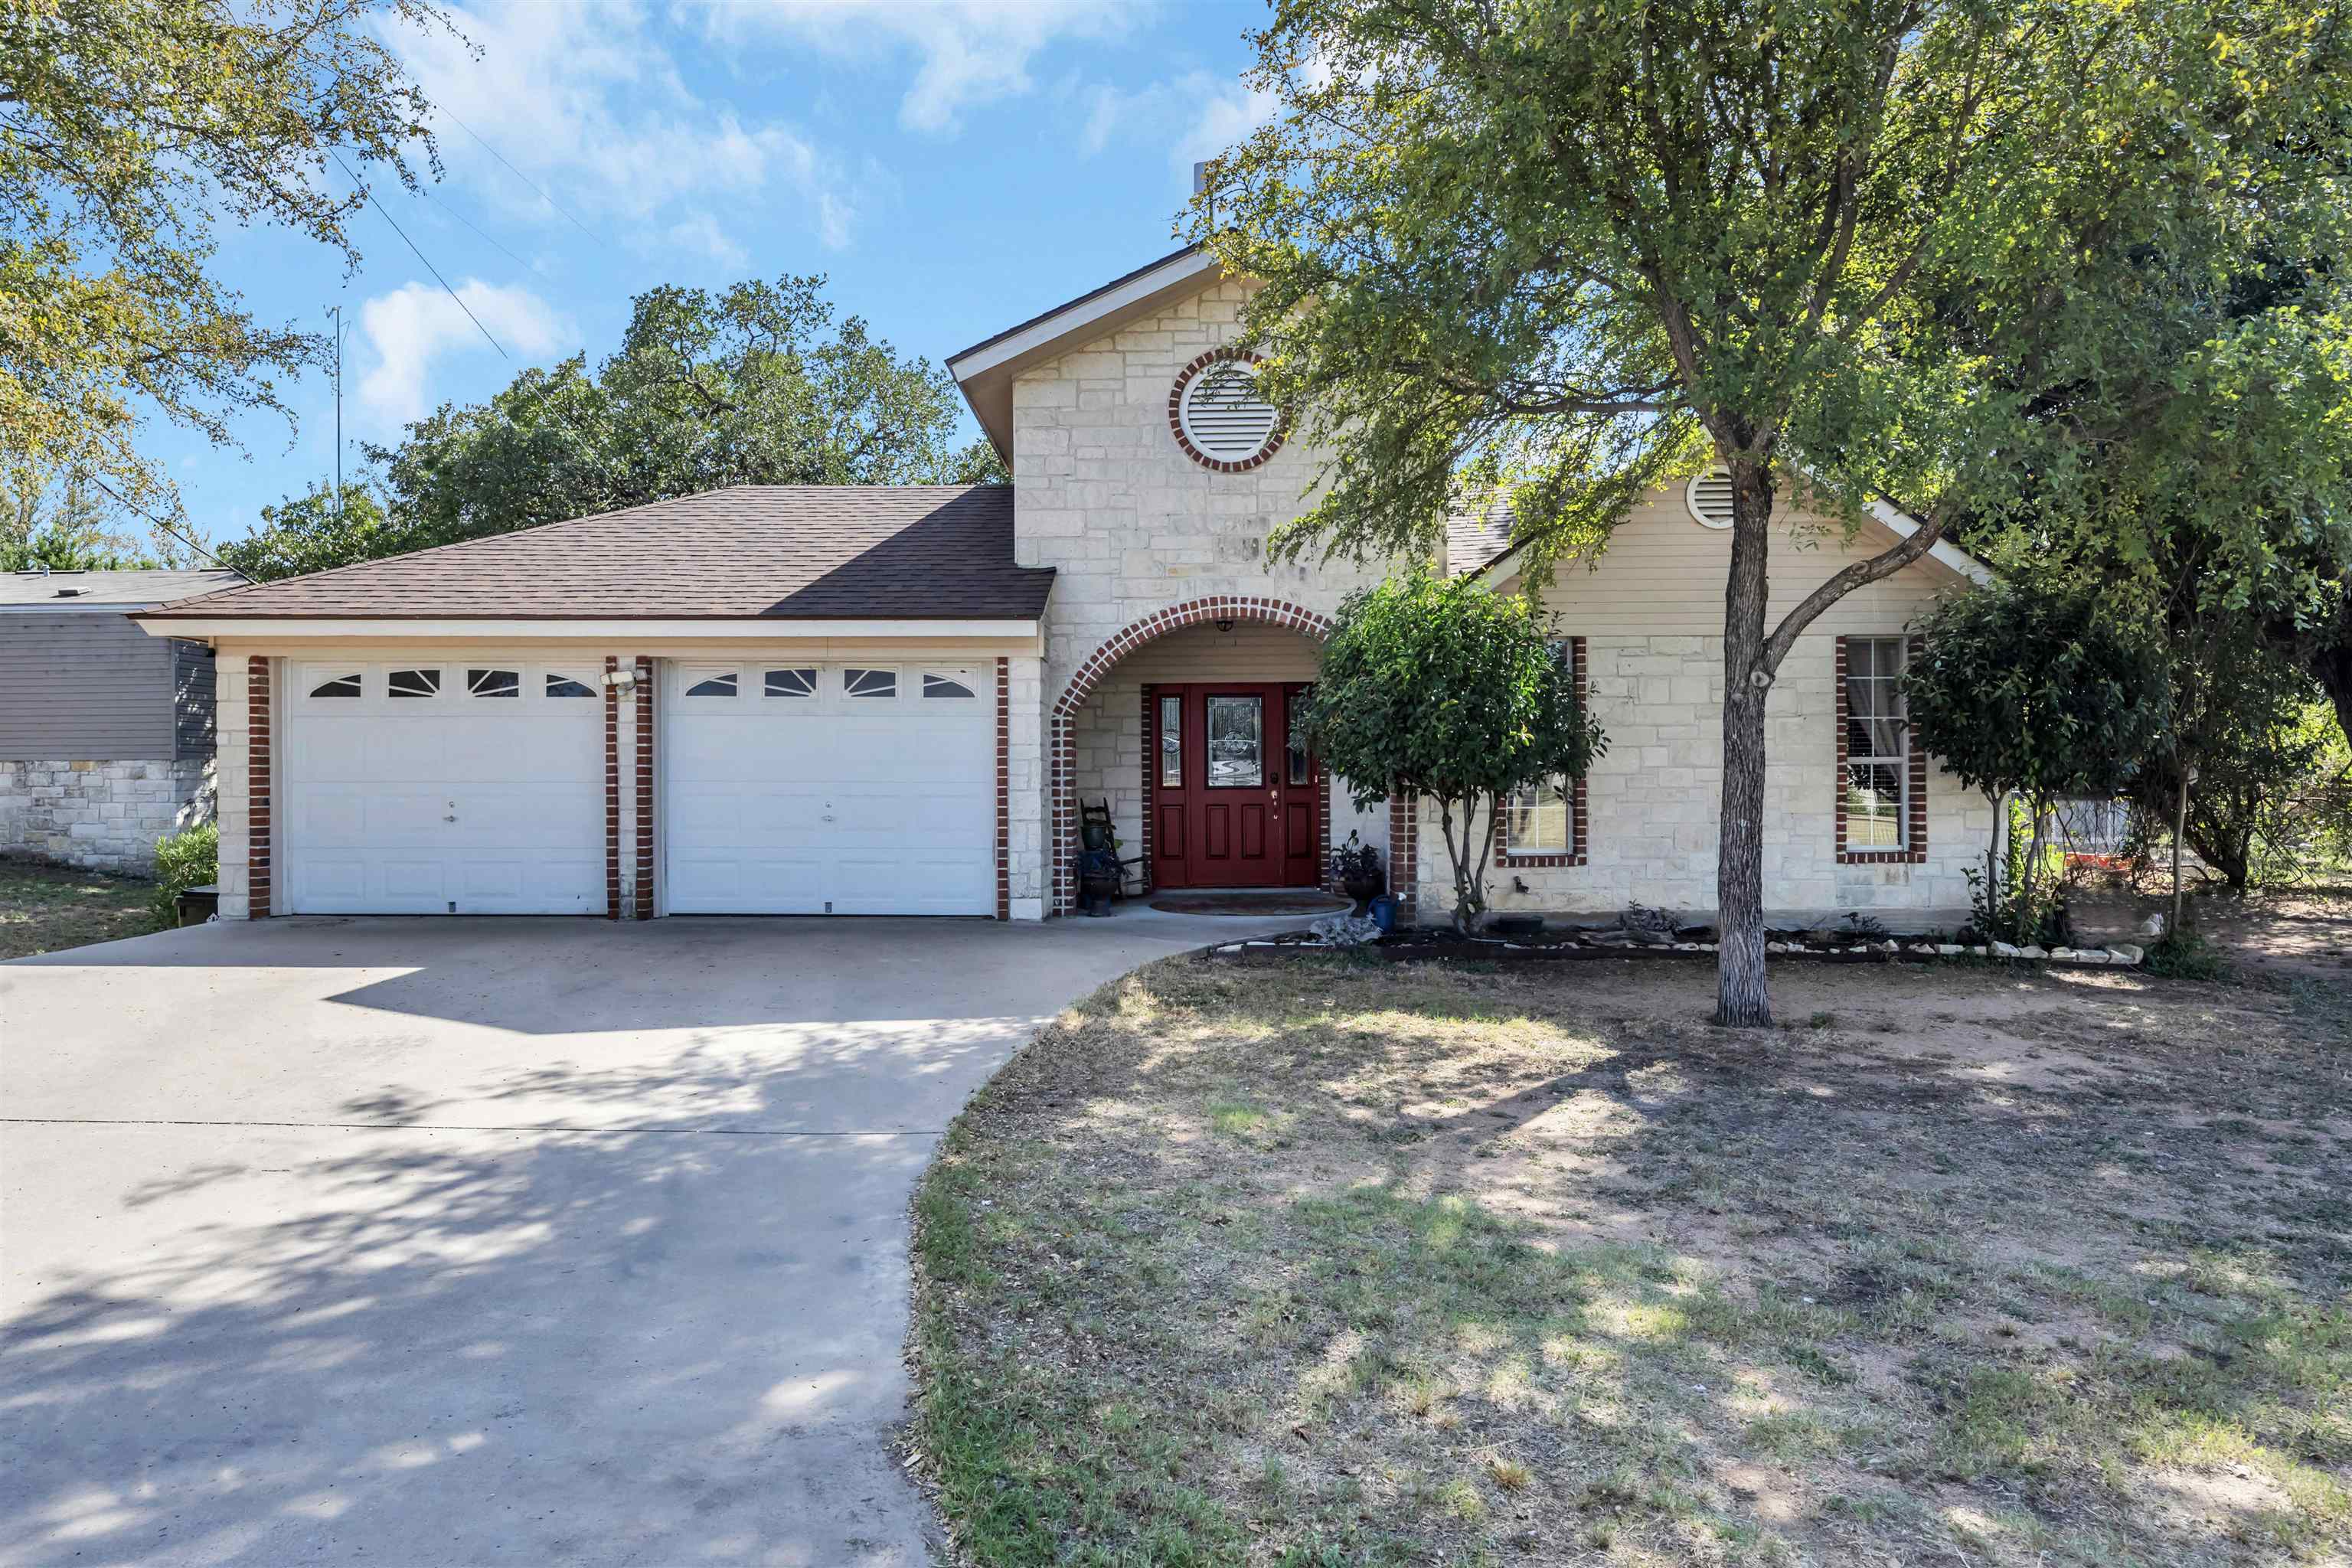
[225,276,1000,580]
[1,0,452,537]
[1297,571,1603,933]
[1197,0,2352,1022]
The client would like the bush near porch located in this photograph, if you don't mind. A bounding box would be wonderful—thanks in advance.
[906,953,2350,1566]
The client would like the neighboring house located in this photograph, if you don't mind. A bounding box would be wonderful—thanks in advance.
[3,568,243,871]
[133,243,1990,926]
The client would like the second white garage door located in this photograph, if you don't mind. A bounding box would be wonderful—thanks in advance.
[665,662,995,915]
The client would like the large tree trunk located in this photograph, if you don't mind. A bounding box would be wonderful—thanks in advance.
[1716,458,1775,1027]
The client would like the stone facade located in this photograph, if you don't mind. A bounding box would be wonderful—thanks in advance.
[0,756,216,873]
[1011,278,1397,910]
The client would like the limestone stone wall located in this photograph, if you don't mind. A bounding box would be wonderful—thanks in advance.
[0,755,215,873]
[1011,277,1396,906]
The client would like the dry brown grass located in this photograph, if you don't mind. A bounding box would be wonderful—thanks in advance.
[908,954,2351,1567]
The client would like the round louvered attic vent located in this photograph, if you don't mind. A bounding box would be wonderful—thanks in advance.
[1169,351,1285,472]
[1686,467,1736,529]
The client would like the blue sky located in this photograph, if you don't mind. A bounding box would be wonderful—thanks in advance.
[162,0,1275,551]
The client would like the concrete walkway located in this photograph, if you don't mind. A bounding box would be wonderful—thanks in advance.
[0,910,1308,1566]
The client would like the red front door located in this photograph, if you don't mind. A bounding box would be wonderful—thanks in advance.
[1150,684,1320,889]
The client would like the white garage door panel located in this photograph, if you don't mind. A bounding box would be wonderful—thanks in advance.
[284,664,605,916]
[667,664,995,916]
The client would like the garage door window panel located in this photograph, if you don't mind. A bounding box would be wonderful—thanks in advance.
[764,667,818,699]
[922,671,976,700]
[844,668,897,700]
[308,671,363,699]
[545,674,596,698]
[684,670,740,699]
[388,668,442,699]
[467,667,520,698]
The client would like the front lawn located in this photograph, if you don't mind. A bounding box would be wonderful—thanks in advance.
[909,956,2350,1566]
[0,860,159,959]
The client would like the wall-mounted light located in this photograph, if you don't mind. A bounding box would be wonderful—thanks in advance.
[603,668,637,692]
[1214,618,1236,633]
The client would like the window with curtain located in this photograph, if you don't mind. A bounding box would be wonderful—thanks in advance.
[1844,637,1909,848]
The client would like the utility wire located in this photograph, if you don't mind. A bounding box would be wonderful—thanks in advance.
[439,108,603,247]
[87,476,228,568]
[415,181,536,273]
[331,149,508,360]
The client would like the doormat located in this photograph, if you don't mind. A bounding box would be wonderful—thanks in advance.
[1148,890,1353,916]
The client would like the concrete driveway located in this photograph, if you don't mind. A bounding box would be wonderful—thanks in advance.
[0,910,1305,1566]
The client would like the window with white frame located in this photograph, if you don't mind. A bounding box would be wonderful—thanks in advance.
[1844,637,1909,848]
[1502,639,1579,856]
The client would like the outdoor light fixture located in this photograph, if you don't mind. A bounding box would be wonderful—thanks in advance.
[603,668,637,692]
[1214,618,1236,632]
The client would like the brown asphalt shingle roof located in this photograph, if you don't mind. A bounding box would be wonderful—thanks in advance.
[139,485,1054,621]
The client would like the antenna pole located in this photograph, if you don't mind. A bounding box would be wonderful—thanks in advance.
[328,305,345,518]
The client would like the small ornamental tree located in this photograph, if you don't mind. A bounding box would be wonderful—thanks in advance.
[1297,573,1603,933]
[1904,577,2171,914]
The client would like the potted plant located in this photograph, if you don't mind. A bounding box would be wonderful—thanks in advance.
[1331,831,1385,913]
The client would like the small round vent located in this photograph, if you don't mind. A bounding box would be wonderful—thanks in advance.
[1169,351,1284,472]
[1686,467,1736,529]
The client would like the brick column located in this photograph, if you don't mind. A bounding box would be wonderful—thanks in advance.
[995,657,1011,920]
[633,658,655,919]
[604,656,622,920]
[247,656,272,918]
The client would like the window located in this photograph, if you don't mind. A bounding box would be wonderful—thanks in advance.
[763,667,818,698]
[1844,637,1908,849]
[467,667,519,698]
[844,668,896,699]
[545,674,596,698]
[1204,694,1264,788]
[1158,695,1182,787]
[309,673,362,698]
[387,668,440,698]
[1285,687,1312,786]
[1501,639,1585,862]
[1507,779,1573,852]
[922,671,975,700]
[684,671,739,697]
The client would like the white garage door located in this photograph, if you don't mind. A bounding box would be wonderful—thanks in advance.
[665,662,995,915]
[283,660,606,915]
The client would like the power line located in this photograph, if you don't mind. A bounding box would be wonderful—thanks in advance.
[439,108,603,247]
[414,181,536,273]
[85,476,227,568]
[331,149,508,361]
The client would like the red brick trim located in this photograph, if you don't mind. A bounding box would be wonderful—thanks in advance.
[1167,348,1288,473]
[1389,791,1418,916]
[995,656,1011,920]
[633,658,655,917]
[247,655,272,918]
[1835,633,1929,865]
[1050,597,1338,914]
[1494,636,1590,869]
[1138,684,1156,887]
[604,656,622,920]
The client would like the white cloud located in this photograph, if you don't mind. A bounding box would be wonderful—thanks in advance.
[358,279,571,427]
[393,0,862,254]
[1079,69,1286,174]
[698,0,1149,135]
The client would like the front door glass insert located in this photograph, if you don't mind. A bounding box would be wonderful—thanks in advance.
[1205,695,1264,788]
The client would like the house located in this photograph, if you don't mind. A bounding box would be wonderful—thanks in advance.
[133,244,1990,926]
[3,568,243,871]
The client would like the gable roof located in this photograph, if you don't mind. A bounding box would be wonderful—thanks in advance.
[1443,502,1516,577]
[0,568,244,608]
[136,486,1054,622]
[949,244,1226,462]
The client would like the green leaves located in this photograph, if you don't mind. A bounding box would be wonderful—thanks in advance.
[1,0,454,535]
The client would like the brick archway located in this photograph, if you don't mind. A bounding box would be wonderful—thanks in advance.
[1052,596,1377,914]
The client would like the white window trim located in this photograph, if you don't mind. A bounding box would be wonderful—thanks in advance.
[1844,636,1909,851]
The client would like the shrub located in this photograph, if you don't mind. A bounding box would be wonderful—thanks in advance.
[151,822,218,926]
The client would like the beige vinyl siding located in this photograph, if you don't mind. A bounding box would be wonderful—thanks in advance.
[0,612,175,760]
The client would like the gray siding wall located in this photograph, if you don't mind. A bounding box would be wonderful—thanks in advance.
[172,638,217,760]
[0,612,175,760]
